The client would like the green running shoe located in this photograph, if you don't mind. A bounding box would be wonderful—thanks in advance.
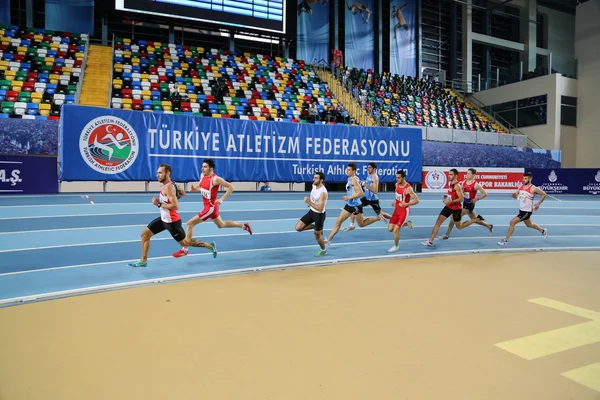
[314,248,328,257]
[128,260,147,268]
[210,241,218,258]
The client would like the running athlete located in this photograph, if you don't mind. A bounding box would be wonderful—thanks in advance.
[325,163,383,245]
[298,0,328,15]
[296,171,329,257]
[346,1,372,24]
[422,168,480,247]
[344,162,390,232]
[498,172,548,246]
[439,168,493,240]
[128,164,216,267]
[172,158,252,258]
[391,3,414,42]
[388,170,419,253]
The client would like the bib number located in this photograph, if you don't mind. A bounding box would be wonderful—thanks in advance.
[200,188,211,199]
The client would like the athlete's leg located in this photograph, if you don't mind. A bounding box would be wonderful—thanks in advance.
[326,209,352,243]
[356,213,381,228]
[185,215,204,241]
[295,220,315,232]
[314,230,326,250]
[443,209,467,237]
[140,228,153,263]
[213,216,243,229]
[524,218,545,234]
[426,214,448,244]
[504,216,522,242]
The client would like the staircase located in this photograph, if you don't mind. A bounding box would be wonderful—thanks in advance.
[447,88,508,133]
[79,45,112,107]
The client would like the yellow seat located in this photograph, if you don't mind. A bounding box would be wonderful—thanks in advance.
[161,100,172,111]
[31,92,43,103]
[212,113,221,118]
[142,90,151,100]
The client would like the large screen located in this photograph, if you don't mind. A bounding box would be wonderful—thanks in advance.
[115,0,286,34]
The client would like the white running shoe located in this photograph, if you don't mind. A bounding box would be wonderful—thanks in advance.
[343,225,356,232]
[421,241,433,247]
[542,228,548,239]
[324,239,332,246]
[438,235,449,240]
[387,246,399,253]
[498,239,507,246]
[405,220,414,230]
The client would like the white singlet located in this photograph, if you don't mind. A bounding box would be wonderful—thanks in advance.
[518,184,535,212]
[309,184,328,213]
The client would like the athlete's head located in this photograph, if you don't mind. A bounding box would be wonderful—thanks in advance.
[367,162,377,175]
[449,168,459,181]
[467,168,477,180]
[157,163,172,183]
[346,162,358,177]
[523,172,533,185]
[313,171,325,186]
[202,158,215,176]
[396,169,407,184]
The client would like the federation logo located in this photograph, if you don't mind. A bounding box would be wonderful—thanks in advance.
[79,116,139,174]
[595,170,600,183]
[425,169,447,190]
[548,170,558,182]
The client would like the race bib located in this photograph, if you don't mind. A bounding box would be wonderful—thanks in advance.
[464,192,470,199]
[200,188,211,199]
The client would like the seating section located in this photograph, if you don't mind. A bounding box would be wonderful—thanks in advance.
[0,24,88,120]
[344,68,503,132]
[110,38,343,124]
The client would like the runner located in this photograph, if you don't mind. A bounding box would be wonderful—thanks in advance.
[128,164,216,268]
[344,162,389,232]
[439,168,493,240]
[172,158,252,258]
[422,168,480,247]
[387,170,419,252]
[498,172,548,246]
[296,172,329,257]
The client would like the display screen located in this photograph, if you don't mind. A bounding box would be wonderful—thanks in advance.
[115,0,286,34]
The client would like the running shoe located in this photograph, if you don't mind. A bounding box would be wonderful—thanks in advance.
[489,224,494,235]
[421,241,434,247]
[542,228,548,239]
[314,249,328,257]
[343,225,356,232]
[438,235,449,240]
[387,246,399,253]
[405,220,414,230]
[324,239,332,246]
[172,248,189,258]
[209,241,218,258]
[243,222,253,235]
[128,260,147,268]
[498,239,507,246]
[477,214,486,221]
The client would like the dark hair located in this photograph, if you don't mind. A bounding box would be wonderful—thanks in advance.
[468,168,477,175]
[159,163,172,175]
[203,158,215,169]
[450,168,459,175]
[347,162,357,171]
[396,170,406,178]
[315,171,325,181]
[368,162,377,169]
[524,172,533,178]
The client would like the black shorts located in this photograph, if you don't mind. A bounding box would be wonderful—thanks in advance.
[360,197,382,214]
[517,210,533,221]
[440,206,463,222]
[147,217,186,242]
[344,204,363,215]
[300,210,326,231]
[463,202,475,213]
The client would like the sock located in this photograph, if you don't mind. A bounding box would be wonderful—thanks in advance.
[183,247,188,252]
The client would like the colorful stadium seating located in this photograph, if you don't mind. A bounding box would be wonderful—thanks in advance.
[342,67,504,132]
[110,37,344,124]
[0,24,88,120]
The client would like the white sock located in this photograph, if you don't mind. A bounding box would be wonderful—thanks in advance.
[183,247,188,252]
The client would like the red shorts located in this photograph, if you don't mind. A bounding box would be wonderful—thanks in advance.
[198,203,220,221]
[390,207,410,227]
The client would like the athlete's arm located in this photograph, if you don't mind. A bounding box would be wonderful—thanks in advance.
[176,184,185,199]
[511,189,519,198]
[160,184,179,211]
[305,192,328,213]
[350,176,365,199]
[405,187,420,207]
[364,175,379,194]
[474,184,487,202]
[214,176,234,204]
[189,180,202,193]
[532,186,547,210]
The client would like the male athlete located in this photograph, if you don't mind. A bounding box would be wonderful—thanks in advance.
[391,3,414,42]
[172,158,252,258]
[498,172,548,246]
[128,164,217,268]
[298,0,328,15]
[325,163,383,245]
[296,171,328,257]
[422,168,481,247]
[439,168,493,240]
[344,162,390,232]
[388,170,419,253]
[346,1,372,24]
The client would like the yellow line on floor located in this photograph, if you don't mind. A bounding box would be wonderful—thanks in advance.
[561,362,600,393]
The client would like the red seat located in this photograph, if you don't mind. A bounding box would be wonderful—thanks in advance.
[181,102,191,112]
[27,72,38,82]
[206,95,215,104]
[122,88,132,98]
[132,99,143,110]
[22,82,34,92]
[249,116,257,121]
[6,91,18,102]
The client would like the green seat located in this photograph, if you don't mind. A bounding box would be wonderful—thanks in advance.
[115,37,124,44]
[0,80,10,90]
[174,111,184,115]
[159,83,169,93]
[198,71,207,79]
[68,85,77,95]
[218,104,227,114]
[1,101,14,114]
[232,97,240,106]
[300,119,308,124]
[18,92,31,102]
[16,71,27,82]
[152,100,162,110]
[184,77,193,84]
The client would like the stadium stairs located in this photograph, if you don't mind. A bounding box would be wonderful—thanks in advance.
[449,88,508,133]
[317,69,377,126]
[79,44,112,107]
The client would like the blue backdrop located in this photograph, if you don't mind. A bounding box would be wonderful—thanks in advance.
[390,0,417,77]
[297,0,330,65]
[0,155,58,194]
[0,119,59,155]
[525,168,600,195]
[59,105,423,183]
[345,0,374,70]
[45,0,94,34]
